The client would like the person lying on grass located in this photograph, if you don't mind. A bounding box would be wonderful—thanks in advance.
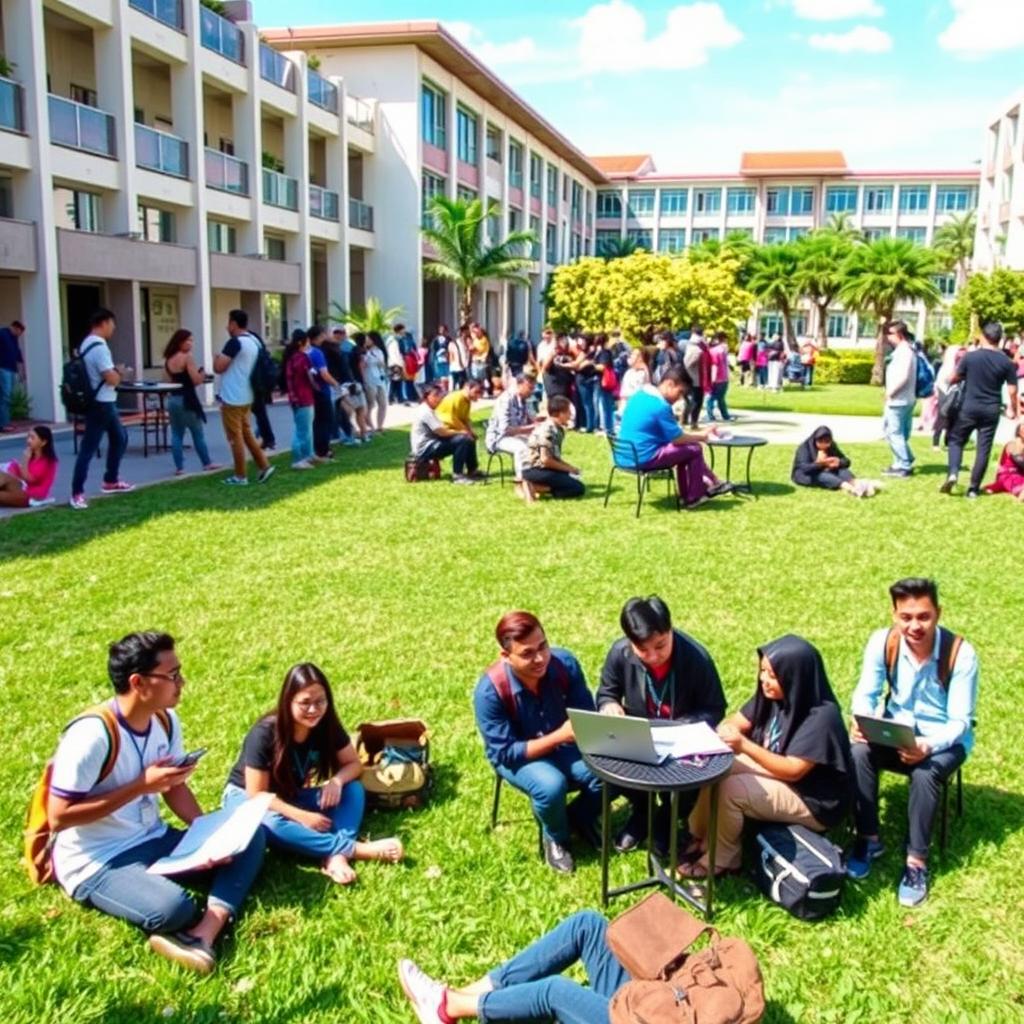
[790,425,880,498]
[222,662,403,886]
[678,635,852,879]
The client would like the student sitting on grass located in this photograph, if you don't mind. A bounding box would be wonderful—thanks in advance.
[985,420,1024,501]
[0,425,58,507]
[679,635,851,879]
[223,662,403,886]
[46,631,266,974]
[791,426,879,497]
[521,395,584,501]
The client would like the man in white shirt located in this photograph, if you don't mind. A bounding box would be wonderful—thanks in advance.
[48,631,266,973]
[409,382,479,482]
[485,372,536,491]
[881,320,917,477]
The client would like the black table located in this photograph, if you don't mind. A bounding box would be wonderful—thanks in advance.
[116,382,181,456]
[706,435,768,496]
[583,750,733,920]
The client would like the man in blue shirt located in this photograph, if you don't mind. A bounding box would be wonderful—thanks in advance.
[847,577,979,907]
[473,610,601,873]
[0,319,25,431]
[616,365,731,509]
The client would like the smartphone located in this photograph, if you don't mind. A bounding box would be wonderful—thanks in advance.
[173,747,207,768]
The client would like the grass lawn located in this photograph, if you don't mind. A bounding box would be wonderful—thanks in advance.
[727,383,921,418]
[1,426,1022,1024]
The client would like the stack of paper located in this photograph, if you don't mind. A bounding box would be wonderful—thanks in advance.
[652,721,732,760]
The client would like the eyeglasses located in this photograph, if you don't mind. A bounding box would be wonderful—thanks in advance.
[294,699,328,712]
[145,669,185,684]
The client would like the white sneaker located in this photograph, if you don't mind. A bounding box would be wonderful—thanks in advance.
[69,493,89,510]
[397,959,445,1024]
[292,460,314,470]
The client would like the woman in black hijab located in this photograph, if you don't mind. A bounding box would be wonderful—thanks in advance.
[680,635,852,878]
[792,425,876,496]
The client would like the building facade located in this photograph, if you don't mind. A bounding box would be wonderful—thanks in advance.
[975,89,1024,272]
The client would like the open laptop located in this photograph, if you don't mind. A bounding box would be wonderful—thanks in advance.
[854,714,916,751]
[568,709,668,765]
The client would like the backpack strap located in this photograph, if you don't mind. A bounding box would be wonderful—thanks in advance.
[154,709,174,746]
[486,660,517,722]
[937,628,963,690]
[882,628,900,705]
[65,703,121,784]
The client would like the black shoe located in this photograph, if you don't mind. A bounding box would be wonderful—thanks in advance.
[614,827,642,854]
[939,477,955,495]
[543,837,575,874]
[881,467,912,478]
[707,481,735,497]
[571,815,602,851]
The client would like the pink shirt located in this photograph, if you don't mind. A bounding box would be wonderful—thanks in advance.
[8,455,58,500]
[710,344,730,384]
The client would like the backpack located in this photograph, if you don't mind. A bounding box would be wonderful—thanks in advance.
[914,348,936,399]
[404,456,441,482]
[884,626,962,702]
[60,341,103,415]
[505,337,530,368]
[24,704,172,885]
[607,892,765,1024]
[484,656,570,722]
[354,719,432,810]
[250,336,279,399]
[750,823,844,920]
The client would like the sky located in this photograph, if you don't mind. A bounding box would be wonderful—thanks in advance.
[254,0,1023,173]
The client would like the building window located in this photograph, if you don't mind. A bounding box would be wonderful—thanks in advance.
[596,229,620,255]
[137,204,175,242]
[726,187,755,215]
[70,84,98,107]
[763,226,787,245]
[791,187,814,215]
[597,191,622,218]
[457,185,477,203]
[545,222,557,264]
[864,187,893,213]
[692,227,720,243]
[863,227,891,241]
[529,215,541,259]
[788,226,809,241]
[207,220,236,253]
[487,210,501,243]
[827,312,848,338]
[766,187,790,215]
[54,187,102,232]
[422,171,446,227]
[825,186,858,214]
[546,165,558,207]
[1001,167,1014,203]
[658,228,686,253]
[898,185,930,213]
[509,208,520,232]
[936,186,975,212]
[896,226,927,244]
[626,228,652,249]
[456,107,478,165]
[485,124,501,163]
[508,141,523,188]
[529,152,543,198]
[693,189,721,214]
[264,235,286,261]
[570,232,581,260]
[858,315,878,338]
[421,81,446,149]
[660,189,688,216]
[627,189,655,216]
[933,272,957,297]
[0,174,13,219]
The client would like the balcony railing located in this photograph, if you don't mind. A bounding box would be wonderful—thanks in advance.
[0,77,24,133]
[262,168,298,210]
[48,95,116,156]
[200,5,245,64]
[135,123,188,178]
[205,147,249,195]
[307,69,338,114]
[309,183,340,221]
[259,44,295,92]
[349,197,374,231]
[128,0,184,30]
[345,95,374,134]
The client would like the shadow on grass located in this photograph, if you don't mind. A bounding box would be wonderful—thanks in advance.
[764,1001,801,1024]
[0,921,45,963]
[113,983,348,1024]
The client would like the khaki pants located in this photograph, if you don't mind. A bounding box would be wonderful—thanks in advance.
[688,753,822,870]
[221,403,268,478]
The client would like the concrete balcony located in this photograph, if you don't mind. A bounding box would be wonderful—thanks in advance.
[49,95,116,158]
[0,218,37,273]
[200,6,245,64]
[135,124,188,179]
[128,0,183,29]
[209,252,300,293]
[205,148,249,196]
[308,70,338,114]
[262,168,299,211]
[346,95,376,153]
[128,0,187,62]
[349,197,374,232]
[57,229,196,285]
[309,183,340,221]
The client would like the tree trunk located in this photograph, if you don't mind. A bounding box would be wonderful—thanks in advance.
[816,301,829,349]
[459,286,474,329]
[870,306,892,386]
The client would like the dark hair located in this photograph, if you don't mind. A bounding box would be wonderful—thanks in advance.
[889,577,939,607]
[423,382,445,398]
[269,663,347,799]
[368,330,385,352]
[884,319,909,341]
[11,320,24,331]
[229,308,249,330]
[547,394,572,416]
[712,331,728,344]
[108,631,176,694]
[307,324,325,344]
[163,328,193,360]
[90,308,116,329]
[620,596,672,643]
[691,324,703,335]
[659,365,690,389]
[31,425,57,463]
[982,322,1003,344]
[282,328,307,367]
[393,322,405,331]
[496,610,544,652]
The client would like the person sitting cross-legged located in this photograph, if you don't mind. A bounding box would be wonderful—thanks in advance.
[409,382,482,484]
[791,426,879,497]
[521,395,584,501]
[472,610,602,874]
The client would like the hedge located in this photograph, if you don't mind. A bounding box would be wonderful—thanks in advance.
[814,347,874,385]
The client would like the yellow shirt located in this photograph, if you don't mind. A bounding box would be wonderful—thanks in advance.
[437,391,472,432]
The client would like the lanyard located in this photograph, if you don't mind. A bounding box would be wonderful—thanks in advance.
[292,746,314,787]
[765,710,783,753]
[113,701,150,773]
[644,668,675,719]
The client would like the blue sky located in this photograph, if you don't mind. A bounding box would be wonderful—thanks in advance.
[256,0,1022,172]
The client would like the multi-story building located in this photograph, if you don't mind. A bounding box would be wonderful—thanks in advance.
[975,89,1024,271]
[591,151,978,345]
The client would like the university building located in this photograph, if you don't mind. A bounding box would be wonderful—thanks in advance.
[975,88,1024,273]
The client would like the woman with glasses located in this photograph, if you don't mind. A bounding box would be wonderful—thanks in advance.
[223,662,403,885]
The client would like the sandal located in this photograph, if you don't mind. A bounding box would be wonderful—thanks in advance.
[675,859,735,880]
[353,837,404,863]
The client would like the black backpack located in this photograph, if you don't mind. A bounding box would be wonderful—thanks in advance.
[250,335,279,399]
[750,822,844,920]
[60,341,103,415]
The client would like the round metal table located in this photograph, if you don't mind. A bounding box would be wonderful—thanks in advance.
[706,435,768,496]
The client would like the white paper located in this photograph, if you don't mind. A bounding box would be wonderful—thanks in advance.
[147,792,273,876]
[652,721,732,760]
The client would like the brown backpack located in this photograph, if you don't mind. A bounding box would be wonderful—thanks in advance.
[354,719,432,810]
[607,893,765,1024]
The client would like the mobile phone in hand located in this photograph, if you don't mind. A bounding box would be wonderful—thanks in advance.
[173,748,207,768]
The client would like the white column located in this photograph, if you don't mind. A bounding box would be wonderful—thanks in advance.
[285,53,311,330]
[234,23,264,257]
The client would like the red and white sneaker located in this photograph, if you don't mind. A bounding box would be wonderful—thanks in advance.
[69,493,89,510]
[101,480,135,493]
[397,959,446,1024]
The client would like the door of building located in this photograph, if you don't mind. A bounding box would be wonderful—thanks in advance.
[64,282,103,356]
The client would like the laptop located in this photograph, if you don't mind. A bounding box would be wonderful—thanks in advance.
[854,714,916,751]
[568,709,668,765]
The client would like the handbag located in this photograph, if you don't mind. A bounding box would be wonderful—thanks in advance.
[937,381,964,421]
[600,365,618,392]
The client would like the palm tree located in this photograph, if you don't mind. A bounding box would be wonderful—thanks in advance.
[826,212,863,241]
[328,296,405,334]
[932,211,976,287]
[793,230,855,347]
[688,231,756,285]
[746,243,801,346]
[839,237,942,383]
[599,236,640,260]
[421,195,537,326]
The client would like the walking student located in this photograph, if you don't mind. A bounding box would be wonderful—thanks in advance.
[880,320,917,478]
[163,329,219,476]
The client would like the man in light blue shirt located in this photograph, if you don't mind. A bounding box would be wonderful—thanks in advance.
[847,577,978,907]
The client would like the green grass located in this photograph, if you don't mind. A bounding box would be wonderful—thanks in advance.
[727,383,920,418]
[1,426,1023,1024]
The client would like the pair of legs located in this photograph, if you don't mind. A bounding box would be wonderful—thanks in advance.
[72,401,127,495]
[364,382,389,432]
[421,436,479,476]
[686,752,822,873]
[221,403,269,478]
[576,377,598,432]
[794,468,858,493]
[638,441,718,507]
[705,382,731,420]
[621,787,699,850]
[291,403,314,465]
[882,403,915,472]
[946,411,1000,491]
[522,467,584,499]
[251,392,276,449]
[0,366,16,429]
[597,387,616,434]
[684,387,704,428]
[167,395,213,472]
[0,466,31,507]
[312,389,335,458]
[491,436,528,482]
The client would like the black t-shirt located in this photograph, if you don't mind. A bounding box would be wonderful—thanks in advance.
[959,348,1017,416]
[227,717,350,790]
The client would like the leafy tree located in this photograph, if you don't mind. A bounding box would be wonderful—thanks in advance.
[689,231,757,285]
[826,212,863,241]
[839,237,942,383]
[932,211,976,287]
[328,297,405,335]
[793,230,855,347]
[599,236,640,260]
[950,268,1024,341]
[746,243,801,346]
[421,196,536,326]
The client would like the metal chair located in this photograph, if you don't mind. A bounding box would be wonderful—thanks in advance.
[490,771,544,859]
[485,449,510,487]
[603,435,677,517]
[938,767,964,854]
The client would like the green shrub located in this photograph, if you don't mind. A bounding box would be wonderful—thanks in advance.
[814,347,874,385]
[9,379,30,420]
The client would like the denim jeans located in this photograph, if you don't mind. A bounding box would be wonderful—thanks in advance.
[420,436,478,475]
[576,376,598,432]
[0,367,16,428]
[223,781,365,860]
[252,392,276,448]
[882,403,915,471]
[72,824,266,933]
[705,382,731,420]
[313,389,335,457]
[496,748,601,844]
[479,910,627,1024]
[167,395,211,471]
[291,403,314,463]
[72,401,127,494]
[597,387,617,434]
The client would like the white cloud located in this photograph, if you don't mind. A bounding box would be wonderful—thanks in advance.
[791,0,884,18]
[445,21,540,66]
[808,25,892,51]
[937,0,1024,58]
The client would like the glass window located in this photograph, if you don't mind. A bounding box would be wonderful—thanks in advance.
[933,273,957,297]
[70,84,98,107]
[936,187,975,212]
[207,219,236,253]
[421,81,446,149]
[137,204,175,242]
[692,227,720,243]
[896,226,927,244]
[864,187,893,213]
[766,187,789,215]
[508,141,523,188]
[457,185,477,203]
[627,189,655,216]
[791,187,814,214]
[596,229,620,255]
[54,187,102,232]
[456,107,478,164]
[826,312,848,338]
[858,315,878,337]
[1001,167,1014,203]
[763,226,787,245]
[0,174,12,219]
[545,222,557,264]
[863,227,891,241]
[825,186,858,214]
[571,181,582,218]
[264,235,286,261]
[529,215,541,259]
[898,185,930,213]
[485,124,501,163]
[788,226,809,241]
[660,189,688,216]
[509,208,520,232]
[529,152,543,198]
[546,165,558,207]
[422,171,446,226]
[658,228,686,253]
[626,228,652,249]
[693,189,721,214]
[570,232,581,260]
[597,191,622,218]
[726,187,755,214]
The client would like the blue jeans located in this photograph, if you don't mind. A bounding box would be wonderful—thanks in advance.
[72,825,266,933]
[804,364,815,387]
[576,376,598,432]
[883,403,915,471]
[72,400,127,494]
[496,748,601,844]
[291,403,314,463]
[705,382,731,420]
[597,387,617,434]
[168,395,211,471]
[223,781,365,860]
[480,910,628,1024]
[0,367,16,429]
